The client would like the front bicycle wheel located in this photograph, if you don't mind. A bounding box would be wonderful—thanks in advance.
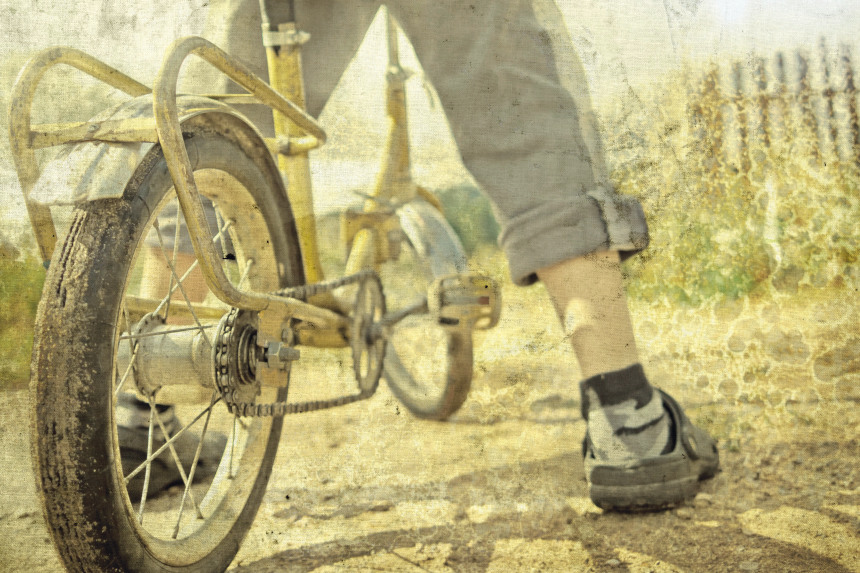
[31,113,303,572]
[379,199,474,420]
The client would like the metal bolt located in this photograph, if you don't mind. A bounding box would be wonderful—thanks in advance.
[264,342,300,370]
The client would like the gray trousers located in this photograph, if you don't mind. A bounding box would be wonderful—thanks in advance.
[183,0,648,285]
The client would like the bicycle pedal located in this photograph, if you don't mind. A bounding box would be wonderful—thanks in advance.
[428,273,501,330]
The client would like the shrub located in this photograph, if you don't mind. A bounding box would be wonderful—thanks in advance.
[602,58,860,305]
[0,248,44,389]
[435,184,500,256]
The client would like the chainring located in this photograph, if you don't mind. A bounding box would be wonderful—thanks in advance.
[213,270,387,417]
[350,273,387,395]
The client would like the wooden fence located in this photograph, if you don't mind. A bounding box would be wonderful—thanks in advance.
[688,40,860,189]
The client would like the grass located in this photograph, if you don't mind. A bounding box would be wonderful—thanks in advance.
[604,62,860,308]
[3,51,858,393]
[0,250,44,390]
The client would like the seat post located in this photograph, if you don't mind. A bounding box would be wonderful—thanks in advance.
[259,0,296,30]
[257,0,329,286]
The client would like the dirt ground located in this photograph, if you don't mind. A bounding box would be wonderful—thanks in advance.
[1,281,859,572]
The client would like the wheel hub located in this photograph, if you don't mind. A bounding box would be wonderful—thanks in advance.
[117,312,214,398]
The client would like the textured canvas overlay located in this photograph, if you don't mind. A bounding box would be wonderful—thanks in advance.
[1,1,859,571]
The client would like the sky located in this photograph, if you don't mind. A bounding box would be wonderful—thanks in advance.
[1,0,859,219]
[3,0,858,94]
[554,0,860,97]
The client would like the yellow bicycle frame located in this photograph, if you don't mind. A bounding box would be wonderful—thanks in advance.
[8,11,434,344]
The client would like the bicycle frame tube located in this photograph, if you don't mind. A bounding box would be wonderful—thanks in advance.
[262,21,327,285]
[153,36,344,330]
[374,13,416,205]
[344,13,424,276]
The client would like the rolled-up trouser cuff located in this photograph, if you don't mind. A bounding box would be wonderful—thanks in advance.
[500,185,649,286]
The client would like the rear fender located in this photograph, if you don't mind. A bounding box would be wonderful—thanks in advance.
[396,200,468,278]
[29,95,271,205]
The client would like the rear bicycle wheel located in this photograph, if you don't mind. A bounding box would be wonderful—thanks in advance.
[31,113,303,572]
[379,199,474,420]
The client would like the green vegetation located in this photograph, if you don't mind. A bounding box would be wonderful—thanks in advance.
[435,185,500,256]
[0,249,44,390]
[604,62,860,306]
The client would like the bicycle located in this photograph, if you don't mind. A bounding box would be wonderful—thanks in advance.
[10,3,500,570]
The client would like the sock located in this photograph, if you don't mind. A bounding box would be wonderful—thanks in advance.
[580,364,672,462]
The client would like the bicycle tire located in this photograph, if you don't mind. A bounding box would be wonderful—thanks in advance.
[380,199,474,420]
[31,112,304,572]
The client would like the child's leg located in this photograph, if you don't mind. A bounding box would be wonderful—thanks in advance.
[537,250,638,378]
[539,250,671,463]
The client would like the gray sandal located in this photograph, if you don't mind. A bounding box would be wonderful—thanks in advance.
[583,389,719,511]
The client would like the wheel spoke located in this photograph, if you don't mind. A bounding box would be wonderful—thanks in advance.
[214,208,230,259]
[229,415,238,479]
[237,258,255,291]
[137,404,156,524]
[124,396,221,484]
[119,324,217,341]
[122,303,135,358]
[147,397,204,520]
[151,263,201,317]
[163,203,184,321]
[149,218,233,325]
[152,220,211,346]
[114,343,138,396]
[115,304,139,396]
[173,391,218,538]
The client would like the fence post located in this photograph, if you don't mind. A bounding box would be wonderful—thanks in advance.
[796,52,822,163]
[733,61,751,181]
[842,45,860,167]
[756,57,771,149]
[775,52,793,153]
[819,38,840,162]
[699,63,725,199]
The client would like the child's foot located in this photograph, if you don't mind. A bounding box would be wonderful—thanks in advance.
[580,365,719,511]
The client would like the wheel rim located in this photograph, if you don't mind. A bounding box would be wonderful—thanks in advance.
[113,168,281,565]
[379,237,462,414]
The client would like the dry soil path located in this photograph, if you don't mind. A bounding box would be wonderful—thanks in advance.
[2,284,858,572]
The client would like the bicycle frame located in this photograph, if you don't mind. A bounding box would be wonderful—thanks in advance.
[9,9,423,343]
[22,12,503,566]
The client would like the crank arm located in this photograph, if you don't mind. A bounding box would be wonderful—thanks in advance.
[372,297,429,340]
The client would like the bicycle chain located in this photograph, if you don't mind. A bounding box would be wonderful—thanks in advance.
[215,270,385,417]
